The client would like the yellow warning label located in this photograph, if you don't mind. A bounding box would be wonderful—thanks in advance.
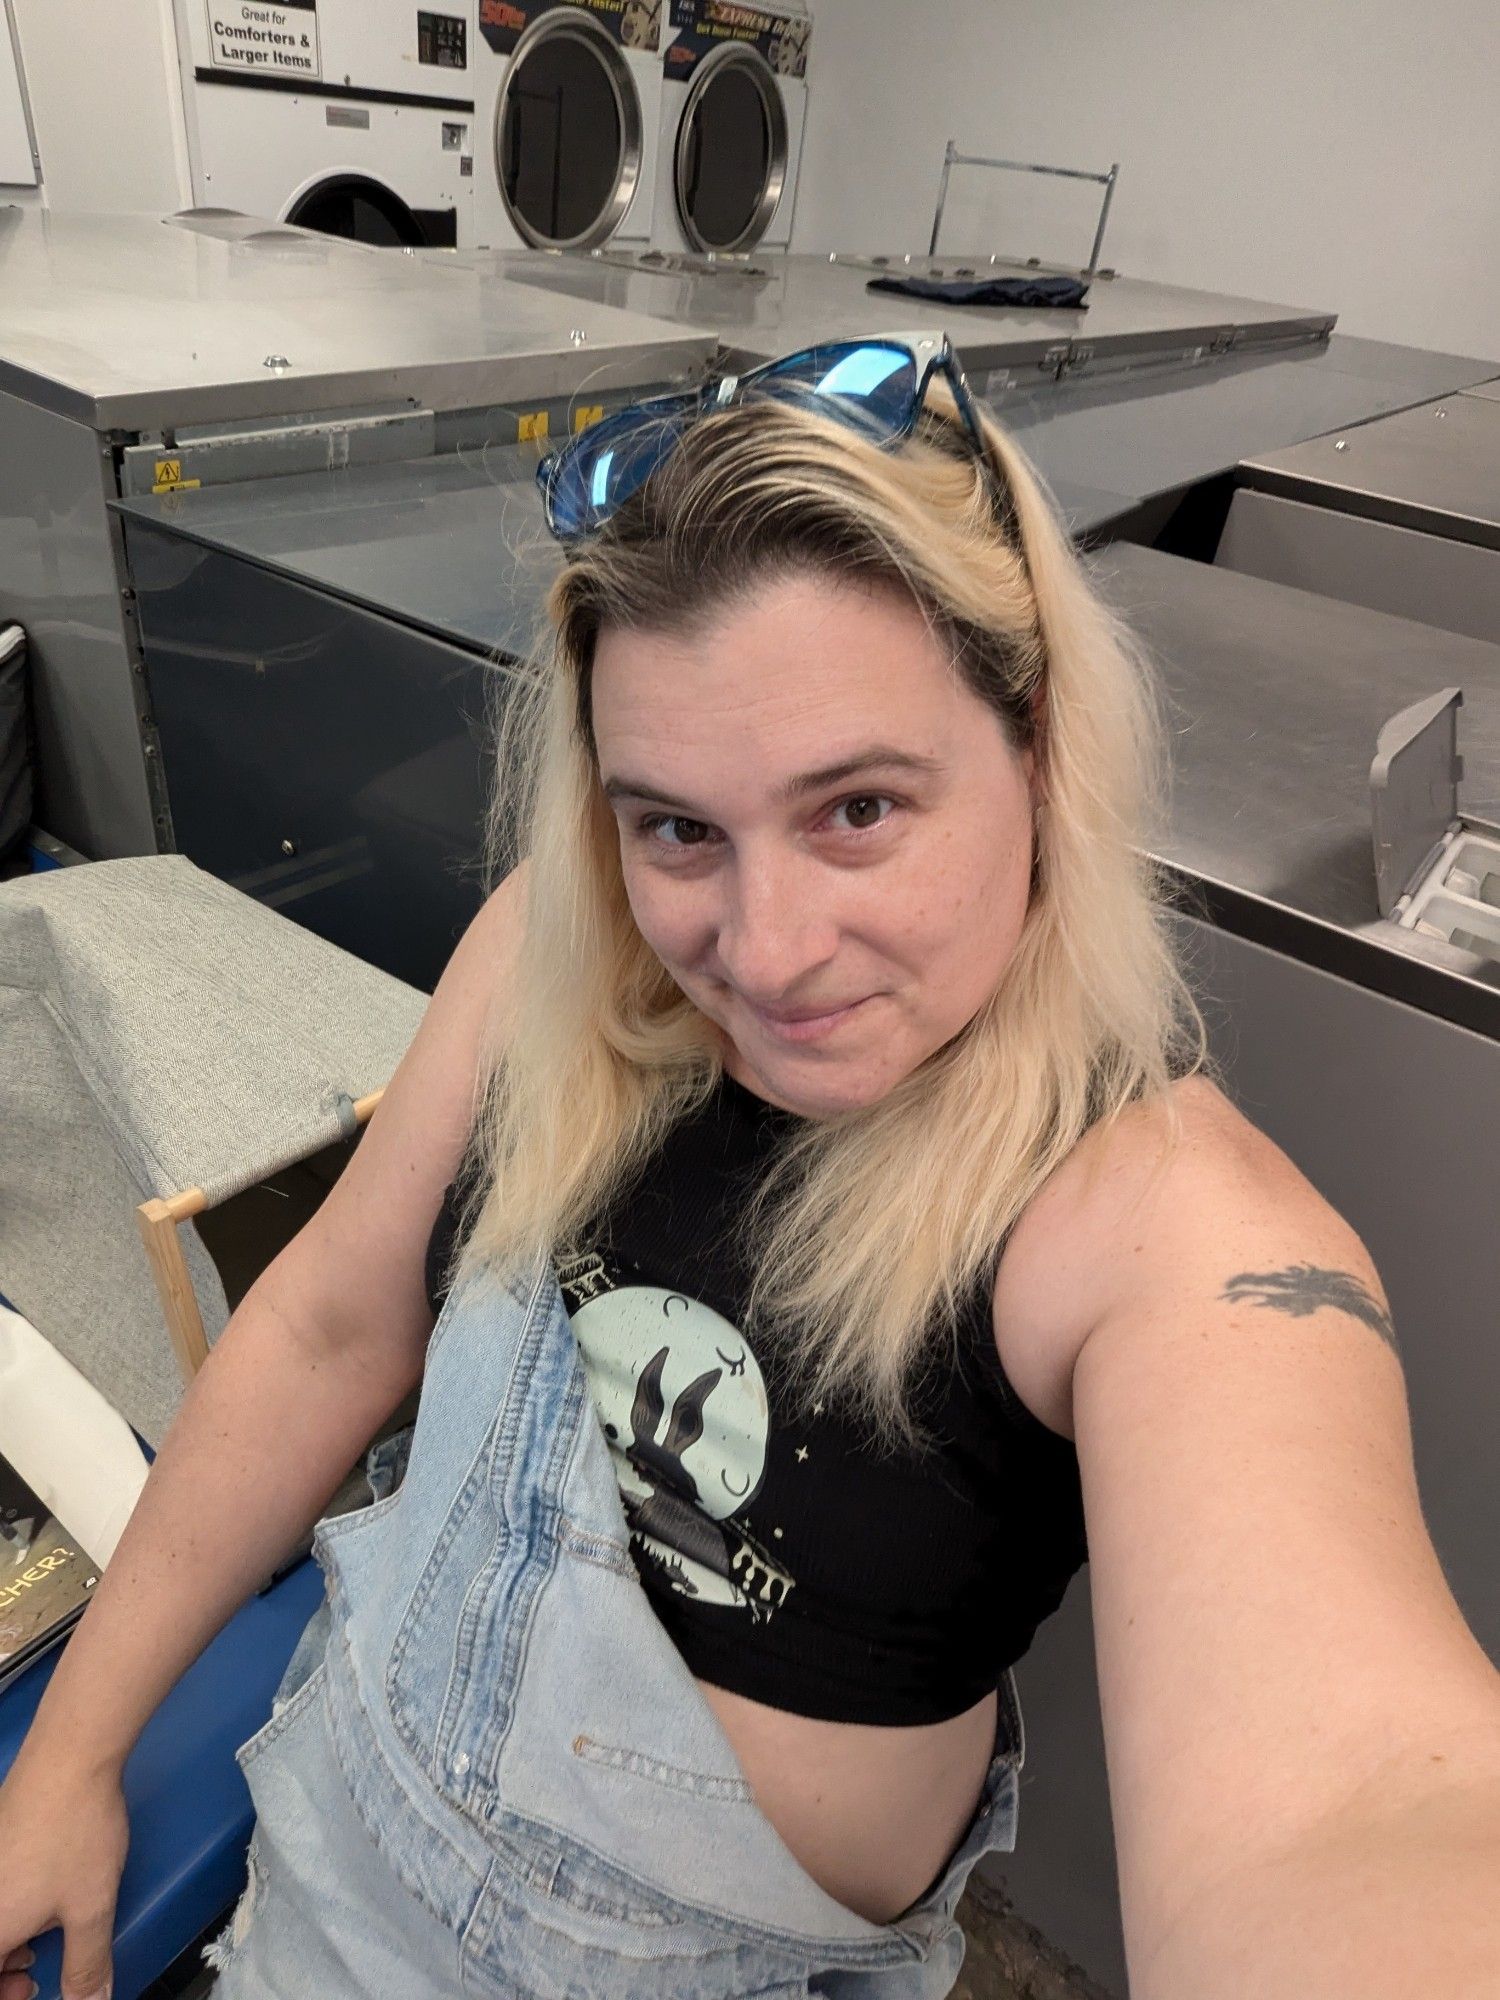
[518,411,550,442]
[573,405,604,433]
[152,458,201,495]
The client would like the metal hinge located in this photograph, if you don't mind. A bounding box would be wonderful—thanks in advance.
[119,405,435,497]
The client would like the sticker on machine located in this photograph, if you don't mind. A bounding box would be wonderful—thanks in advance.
[665,0,811,79]
[205,0,322,81]
[477,0,661,57]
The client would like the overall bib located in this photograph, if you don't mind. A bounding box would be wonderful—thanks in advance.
[207,1257,1025,1999]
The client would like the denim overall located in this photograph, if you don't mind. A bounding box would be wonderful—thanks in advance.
[207,1257,1025,1999]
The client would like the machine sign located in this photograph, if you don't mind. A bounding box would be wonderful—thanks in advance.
[205,0,322,81]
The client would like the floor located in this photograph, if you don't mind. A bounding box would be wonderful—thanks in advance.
[952,1874,1113,1999]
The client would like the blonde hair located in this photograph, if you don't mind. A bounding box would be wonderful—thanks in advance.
[451,385,1203,1442]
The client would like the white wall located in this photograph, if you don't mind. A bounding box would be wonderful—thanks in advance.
[792,0,1500,359]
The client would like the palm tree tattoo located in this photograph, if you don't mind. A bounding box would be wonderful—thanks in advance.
[1220,1265,1400,1358]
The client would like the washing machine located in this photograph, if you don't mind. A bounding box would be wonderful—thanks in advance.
[471,0,664,251]
[173,0,476,245]
[653,0,810,254]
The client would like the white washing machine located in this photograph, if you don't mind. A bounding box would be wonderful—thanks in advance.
[173,0,477,244]
[652,1,810,255]
[6,0,476,239]
[471,0,663,251]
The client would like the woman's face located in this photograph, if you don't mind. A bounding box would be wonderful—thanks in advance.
[591,572,1037,1117]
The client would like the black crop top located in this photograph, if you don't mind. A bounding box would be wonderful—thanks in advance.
[425,1072,1087,1726]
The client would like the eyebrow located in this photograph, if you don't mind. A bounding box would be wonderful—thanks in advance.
[602,747,944,815]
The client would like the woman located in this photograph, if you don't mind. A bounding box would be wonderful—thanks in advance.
[1,336,1497,2000]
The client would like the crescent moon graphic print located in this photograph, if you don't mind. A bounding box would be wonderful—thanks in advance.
[559,1251,795,1618]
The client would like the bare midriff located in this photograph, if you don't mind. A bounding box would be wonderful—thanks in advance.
[696,1679,999,1924]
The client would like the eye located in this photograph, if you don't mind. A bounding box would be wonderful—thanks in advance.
[828,794,895,833]
[639,814,717,849]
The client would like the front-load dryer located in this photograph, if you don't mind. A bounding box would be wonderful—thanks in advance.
[472,0,663,251]
[172,0,476,245]
[653,1,810,255]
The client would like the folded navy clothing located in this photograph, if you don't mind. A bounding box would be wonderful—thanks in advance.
[866,272,1089,309]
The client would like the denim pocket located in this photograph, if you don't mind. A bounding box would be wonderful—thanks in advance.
[364,1420,417,1502]
[311,1475,409,1555]
[234,1652,332,1776]
[482,1818,693,1932]
[569,1732,756,1804]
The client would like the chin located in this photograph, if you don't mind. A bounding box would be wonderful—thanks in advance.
[758,1053,913,1120]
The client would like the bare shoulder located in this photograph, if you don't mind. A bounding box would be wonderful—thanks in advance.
[991,1073,1357,1436]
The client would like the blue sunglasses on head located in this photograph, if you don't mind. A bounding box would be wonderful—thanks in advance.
[536,331,1010,543]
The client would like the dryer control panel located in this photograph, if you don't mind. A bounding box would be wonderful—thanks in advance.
[418,10,468,69]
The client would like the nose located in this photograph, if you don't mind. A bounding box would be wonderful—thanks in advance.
[713,848,840,1005]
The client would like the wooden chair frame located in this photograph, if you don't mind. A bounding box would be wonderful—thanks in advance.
[134,1090,384,1384]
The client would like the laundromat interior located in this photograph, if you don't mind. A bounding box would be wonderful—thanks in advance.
[1,2,1499,1996]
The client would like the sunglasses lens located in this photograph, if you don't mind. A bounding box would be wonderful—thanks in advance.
[545,396,698,538]
[750,341,919,435]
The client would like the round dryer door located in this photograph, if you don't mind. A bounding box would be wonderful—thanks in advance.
[285,174,427,246]
[496,10,644,250]
[675,42,788,254]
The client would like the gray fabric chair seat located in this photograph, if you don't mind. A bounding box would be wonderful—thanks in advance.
[1,855,427,1445]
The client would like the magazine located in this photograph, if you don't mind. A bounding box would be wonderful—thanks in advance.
[1,1449,100,1692]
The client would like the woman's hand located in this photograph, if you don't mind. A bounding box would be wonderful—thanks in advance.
[0,1740,128,2000]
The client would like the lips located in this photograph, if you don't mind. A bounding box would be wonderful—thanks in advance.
[738,995,874,1046]
[749,999,865,1024]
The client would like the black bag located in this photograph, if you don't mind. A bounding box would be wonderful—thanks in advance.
[0,624,32,866]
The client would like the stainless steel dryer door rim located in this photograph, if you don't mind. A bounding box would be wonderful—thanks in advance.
[674,39,788,256]
[493,8,645,252]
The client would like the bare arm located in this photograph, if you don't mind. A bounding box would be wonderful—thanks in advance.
[1038,1079,1500,1998]
[13,862,528,1782]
